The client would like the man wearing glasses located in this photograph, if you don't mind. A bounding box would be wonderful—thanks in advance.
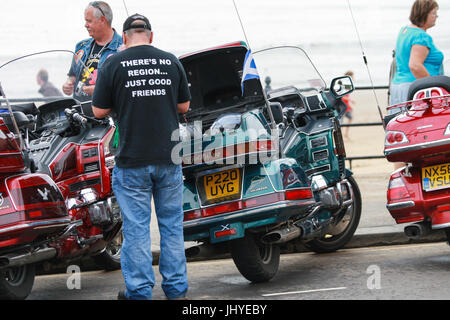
[62,1,123,102]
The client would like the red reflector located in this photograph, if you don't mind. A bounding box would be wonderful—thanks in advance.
[184,209,201,221]
[203,201,242,217]
[285,189,313,200]
[28,210,42,218]
[215,228,237,238]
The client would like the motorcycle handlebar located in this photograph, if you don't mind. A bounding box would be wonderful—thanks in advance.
[72,112,87,125]
[64,108,87,126]
[64,108,108,127]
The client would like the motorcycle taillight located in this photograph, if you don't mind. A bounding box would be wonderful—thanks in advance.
[385,131,409,146]
[387,177,411,201]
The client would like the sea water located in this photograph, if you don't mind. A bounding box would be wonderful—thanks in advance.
[1,0,449,93]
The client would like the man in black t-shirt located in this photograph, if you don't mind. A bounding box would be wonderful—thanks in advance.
[92,14,190,300]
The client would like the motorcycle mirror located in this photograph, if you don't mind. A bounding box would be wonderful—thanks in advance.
[330,76,354,98]
[269,102,284,124]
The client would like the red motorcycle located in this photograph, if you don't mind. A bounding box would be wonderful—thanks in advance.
[0,51,122,299]
[385,75,450,242]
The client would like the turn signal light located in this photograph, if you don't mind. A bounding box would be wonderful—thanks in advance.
[387,177,411,201]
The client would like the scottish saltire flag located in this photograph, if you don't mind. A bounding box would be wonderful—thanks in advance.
[241,49,260,95]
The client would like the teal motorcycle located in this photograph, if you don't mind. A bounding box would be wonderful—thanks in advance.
[176,42,361,282]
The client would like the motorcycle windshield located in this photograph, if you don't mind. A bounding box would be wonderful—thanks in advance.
[253,46,326,97]
[0,50,90,103]
[0,51,94,143]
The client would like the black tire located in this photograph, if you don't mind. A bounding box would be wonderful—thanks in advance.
[444,228,450,244]
[0,264,36,300]
[305,176,362,253]
[229,232,280,283]
[92,229,122,271]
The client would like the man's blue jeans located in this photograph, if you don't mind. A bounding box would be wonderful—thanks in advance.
[112,164,188,300]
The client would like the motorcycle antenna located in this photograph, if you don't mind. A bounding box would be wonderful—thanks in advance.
[122,0,129,16]
[231,0,277,130]
[346,0,386,129]
[232,0,251,49]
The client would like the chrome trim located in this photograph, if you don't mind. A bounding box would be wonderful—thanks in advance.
[310,136,328,149]
[0,217,71,235]
[432,222,450,229]
[282,132,299,154]
[305,164,331,176]
[312,149,329,162]
[386,201,415,211]
[385,137,450,156]
[297,127,331,136]
[183,198,316,229]
[182,150,277,170]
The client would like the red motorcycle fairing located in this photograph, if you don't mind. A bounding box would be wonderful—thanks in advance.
[0,173,70,248]
[48,128,114,199]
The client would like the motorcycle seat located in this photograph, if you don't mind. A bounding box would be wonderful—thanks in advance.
[407,75,450,101]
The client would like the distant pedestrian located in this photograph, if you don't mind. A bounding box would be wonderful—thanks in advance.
[36,69,63,97]
[92,13,191,300]
[389,0,443,110]
[342,71,356,140]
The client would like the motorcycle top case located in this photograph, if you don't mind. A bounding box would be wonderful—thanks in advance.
[0,173,69,248]
[384,96,450,164]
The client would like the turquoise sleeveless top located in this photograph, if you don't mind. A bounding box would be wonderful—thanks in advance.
[392,26,444,84]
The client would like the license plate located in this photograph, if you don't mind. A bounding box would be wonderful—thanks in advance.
[203,169,241,201]
[422,162,450,191]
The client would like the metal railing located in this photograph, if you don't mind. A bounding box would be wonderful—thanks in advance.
[342,85,388,170]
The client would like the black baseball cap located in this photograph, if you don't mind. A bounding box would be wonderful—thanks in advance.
[123,14,152,32]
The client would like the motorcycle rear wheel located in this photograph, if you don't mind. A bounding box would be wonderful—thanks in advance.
[0,264,35,300]
[229,232,280,283]
[304,175,362,253]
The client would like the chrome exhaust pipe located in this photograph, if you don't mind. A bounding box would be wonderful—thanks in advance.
[0,247,57,269]
[404,222,430,239]
[261,225,302,244]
